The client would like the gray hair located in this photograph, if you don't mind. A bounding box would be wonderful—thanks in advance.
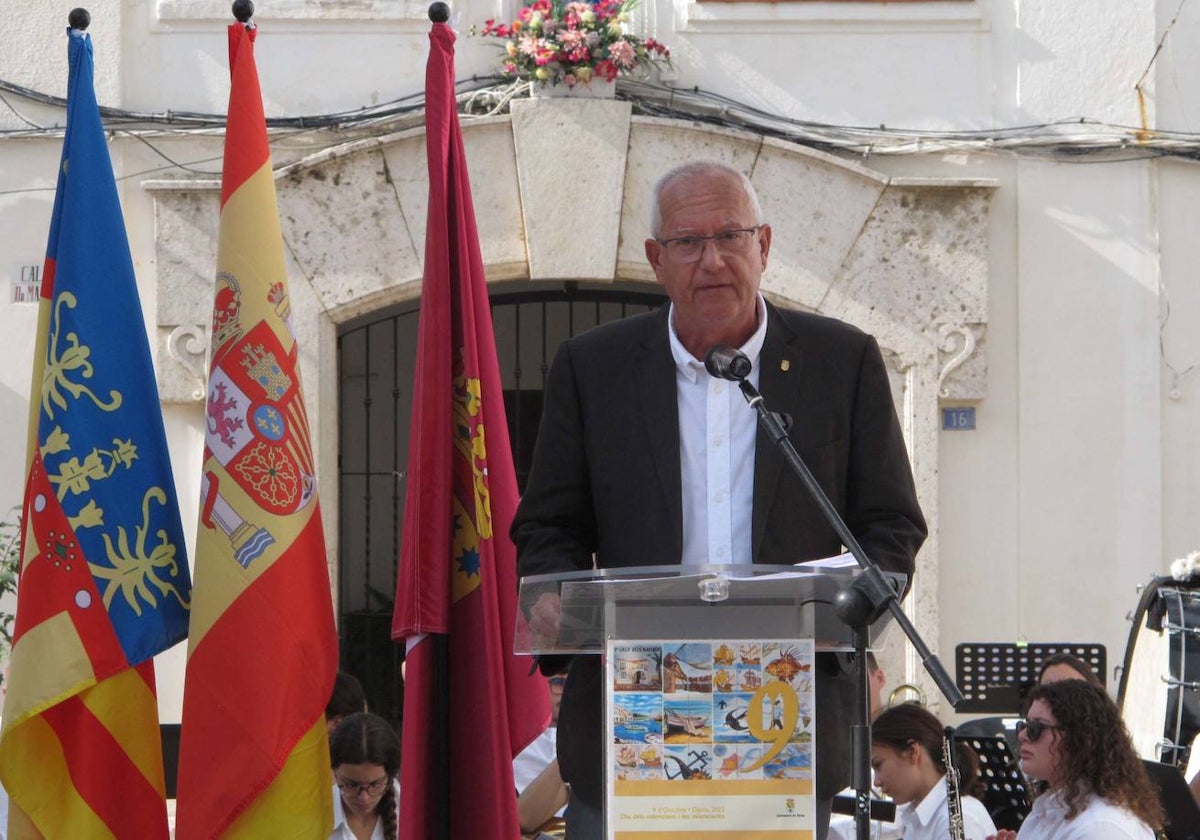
[649,161,764,237]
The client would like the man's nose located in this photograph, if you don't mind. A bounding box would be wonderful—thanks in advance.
[697,237,725,267]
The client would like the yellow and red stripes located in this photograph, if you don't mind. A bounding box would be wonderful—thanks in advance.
[0,663,167,840]
[177,514,334,835]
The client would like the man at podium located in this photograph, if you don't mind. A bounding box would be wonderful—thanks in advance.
[513,161,926,840]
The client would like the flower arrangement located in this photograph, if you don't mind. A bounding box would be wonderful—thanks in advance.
[475,0,671,88]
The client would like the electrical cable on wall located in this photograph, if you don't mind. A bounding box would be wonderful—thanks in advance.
[4,75,1200,160]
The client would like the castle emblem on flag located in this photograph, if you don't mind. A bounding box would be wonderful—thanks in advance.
[450,352,492,603]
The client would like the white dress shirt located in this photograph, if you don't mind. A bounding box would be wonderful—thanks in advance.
[1016,789,1155,839]
[669,295,768,567]
[512,726,557,792]
[895,776,996,840]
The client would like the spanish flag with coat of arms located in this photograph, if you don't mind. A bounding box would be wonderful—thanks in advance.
[0,23,192,840]
[174,16,338,839]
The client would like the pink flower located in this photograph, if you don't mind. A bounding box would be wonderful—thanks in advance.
[558,29,586,49]
[519,33,540,56]
[609,39,636,69]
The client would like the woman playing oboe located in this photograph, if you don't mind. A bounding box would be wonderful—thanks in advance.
[986,679,1162,839]
[871,703,997,839]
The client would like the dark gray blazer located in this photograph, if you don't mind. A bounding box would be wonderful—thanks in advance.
[512,301,927,805]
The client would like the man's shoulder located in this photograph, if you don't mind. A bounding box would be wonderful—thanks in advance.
[560,306,668,360]
[769,303,871,346]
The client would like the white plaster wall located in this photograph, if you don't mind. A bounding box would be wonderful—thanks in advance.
[1153,161,1200,564]
[1009,1,1153,124]
[0,0,1197,730]
[1014,159,1163,678]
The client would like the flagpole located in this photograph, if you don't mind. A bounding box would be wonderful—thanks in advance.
[428,10,453,840]
[433,634,450,840]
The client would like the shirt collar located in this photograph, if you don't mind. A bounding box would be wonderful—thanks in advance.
[332,787,350,832]
[668,294,768,383]
[904,775,949,827]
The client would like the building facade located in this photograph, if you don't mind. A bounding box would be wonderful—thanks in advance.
[0,0,1197,738]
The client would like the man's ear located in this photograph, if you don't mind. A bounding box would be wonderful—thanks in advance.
[645,238,665,282]
[757,223,772,271]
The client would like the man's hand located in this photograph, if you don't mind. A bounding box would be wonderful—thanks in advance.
[529,591,563,649]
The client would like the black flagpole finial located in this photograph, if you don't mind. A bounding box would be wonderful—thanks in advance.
[429,2,450,23]
[232,0,255,23]
[68,8,91,31]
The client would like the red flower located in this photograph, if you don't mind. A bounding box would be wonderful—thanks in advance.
[594,59,618,82]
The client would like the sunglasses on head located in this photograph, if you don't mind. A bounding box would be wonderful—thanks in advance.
[1015,718,1062,742]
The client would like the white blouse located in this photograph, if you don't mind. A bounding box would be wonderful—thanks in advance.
[1015,790,1154,839]
[895,776,997,840]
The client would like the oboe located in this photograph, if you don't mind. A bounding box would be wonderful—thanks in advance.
[943,726,966,840]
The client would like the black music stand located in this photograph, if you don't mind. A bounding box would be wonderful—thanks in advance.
[831,794,896,823]
[1142,760,1200,840]
[954,732,1031,831]
[955,642,1105,713]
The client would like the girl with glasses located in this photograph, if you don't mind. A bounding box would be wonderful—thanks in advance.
[987,680,1162,839]
[870,703,997,839]
[329,712,400,840]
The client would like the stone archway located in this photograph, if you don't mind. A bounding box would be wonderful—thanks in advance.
[148,98,992,700]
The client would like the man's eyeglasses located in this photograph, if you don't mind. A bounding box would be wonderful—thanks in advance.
[656,227,762,263]
[1015,718,1062,743]
[336,775,390,797]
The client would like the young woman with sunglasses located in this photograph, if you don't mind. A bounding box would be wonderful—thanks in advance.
[870,703,997,839]
[329,712,401,840]
[986,680,1162,839]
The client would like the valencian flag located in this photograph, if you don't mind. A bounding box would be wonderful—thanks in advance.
[174,14,338,840]
[391,12,551,839]
[0,22,192,840]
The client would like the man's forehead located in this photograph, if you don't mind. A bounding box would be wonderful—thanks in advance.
[659,186,754,231]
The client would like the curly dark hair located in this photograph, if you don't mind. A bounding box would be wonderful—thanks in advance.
[1025,680,1162,828]
[330,711,401,840]
[871,702,983,797]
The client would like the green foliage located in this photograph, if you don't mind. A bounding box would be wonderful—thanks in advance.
[0,508,19,687]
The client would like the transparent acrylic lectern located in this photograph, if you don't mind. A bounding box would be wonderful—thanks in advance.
[515,563,905,840]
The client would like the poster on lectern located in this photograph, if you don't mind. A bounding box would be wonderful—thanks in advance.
[605,638,816,838]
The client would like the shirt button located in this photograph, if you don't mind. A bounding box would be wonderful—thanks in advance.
[716,546,727,558]
[713,492,725,504]
[711,437,723,447]
[714,382,725,394]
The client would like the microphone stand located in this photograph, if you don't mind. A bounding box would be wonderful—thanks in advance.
[734,375,963,840]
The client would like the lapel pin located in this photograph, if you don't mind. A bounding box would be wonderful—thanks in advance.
[780,359,791,372]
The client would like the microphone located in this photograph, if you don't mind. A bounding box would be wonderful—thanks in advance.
[704,345,752,381]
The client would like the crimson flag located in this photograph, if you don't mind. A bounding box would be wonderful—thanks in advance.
[391,18,550,839]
